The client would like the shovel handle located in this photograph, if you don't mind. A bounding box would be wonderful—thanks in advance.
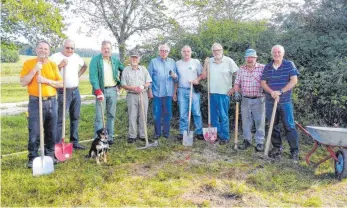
[139,93,149,146]
[234,102,239,149]
[207,59,211,126]
[62,67,66,140]
[187,82,193,132]
[264,98,279,156]
[38,70,44,162]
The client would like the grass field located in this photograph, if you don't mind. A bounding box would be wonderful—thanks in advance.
[1,100,347,207]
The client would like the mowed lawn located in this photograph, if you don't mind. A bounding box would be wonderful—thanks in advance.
[1,99,347,207]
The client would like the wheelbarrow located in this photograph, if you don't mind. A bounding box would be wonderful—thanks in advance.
[296,121,347,180]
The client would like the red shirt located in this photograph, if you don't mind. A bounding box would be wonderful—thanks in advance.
[235,63,265,97]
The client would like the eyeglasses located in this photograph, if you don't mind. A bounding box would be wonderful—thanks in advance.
[213,49,222,52]
[160,50,169,53]
[65,47,74,50]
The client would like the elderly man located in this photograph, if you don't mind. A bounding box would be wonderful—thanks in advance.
[148,44,178,140]
[20,40,63,168]
[89,40,124,145]
[121,50,152,143]
[50,39,87,150]
[261,45,299,162]
[204,43,239,145]
[175,45,205,141]
[234,49,265,151]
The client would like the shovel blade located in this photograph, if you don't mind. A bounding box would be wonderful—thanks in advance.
[137,140,159,150]
[203,127,218,143]
[55,141,73,162]
[33,156,54,176]
[183,131,194,146]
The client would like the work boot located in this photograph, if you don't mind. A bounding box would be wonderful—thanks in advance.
[290,152,299,163]
[73,143,86,150]
[195,134,204,140]
[127,138,136,144]
[268,147,282,158]
[219,139,230,145]
[26,160,33,169]
[238,140,251,150]
[176,134,183,141]
[255,144,264,152]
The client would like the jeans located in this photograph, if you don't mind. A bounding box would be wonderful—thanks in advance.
[126,92,148,139]
[241,97,265,144]
[178,88,203,135]
[152,96,172,138]
[210,93,230,140]
[56,88,81,144]
[94,87,118,141]
[27,96,57,160]
[265,101,299,153]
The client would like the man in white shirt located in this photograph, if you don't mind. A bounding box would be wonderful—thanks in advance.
[50,39,87,150]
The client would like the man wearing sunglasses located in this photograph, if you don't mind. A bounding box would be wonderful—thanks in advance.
[50,39,87,150]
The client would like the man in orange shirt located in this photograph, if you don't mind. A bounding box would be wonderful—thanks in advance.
[20,40,63,168]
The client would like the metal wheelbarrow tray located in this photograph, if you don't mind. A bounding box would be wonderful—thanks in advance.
[296,121,347,180]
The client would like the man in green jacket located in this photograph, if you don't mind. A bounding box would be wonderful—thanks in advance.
[89,40,124,144]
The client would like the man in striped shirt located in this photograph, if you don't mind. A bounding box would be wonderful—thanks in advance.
[234,49,265,152]
[261,45,299,162]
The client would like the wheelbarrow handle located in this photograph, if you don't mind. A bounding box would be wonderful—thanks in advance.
[295,121,312,138]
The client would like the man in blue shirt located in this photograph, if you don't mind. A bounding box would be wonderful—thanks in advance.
[148,44,178,140]
[261,45,299,162]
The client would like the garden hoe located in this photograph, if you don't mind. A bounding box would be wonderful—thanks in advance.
[55,67,73,162]
[234,101,240,150]
[264,97,279,157]
[183,82,194,146]
[99,100,109,140]
[203,59,217,144]
[137,92,158,150]
[33,66,54,176]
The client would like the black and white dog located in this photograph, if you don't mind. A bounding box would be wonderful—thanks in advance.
[86,128,110,164]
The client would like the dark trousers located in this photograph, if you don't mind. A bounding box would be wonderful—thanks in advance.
[27,96,57,160]
[56,88,81,144]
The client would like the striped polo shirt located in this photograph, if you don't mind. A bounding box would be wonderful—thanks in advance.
[261,59,298,104]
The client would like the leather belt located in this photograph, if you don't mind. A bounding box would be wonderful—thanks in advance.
[30,95,56,101]
[105,86,116,89]
[66,87,78,90]
[243,96,262,99]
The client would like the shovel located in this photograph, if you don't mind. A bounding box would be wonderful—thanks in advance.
[183,82,194,146]
[99,99,109,140]
[264,97,279,156]
[55,67,73,162]
[137,92,159,150]
[203,59,217,143]
[33,67,54,176]
[234,101,240,150]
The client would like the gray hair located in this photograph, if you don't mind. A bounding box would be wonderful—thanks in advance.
[211,43,223,51]
[158,43,170,52]
[181,45,191,53]
[271,45,285,54]
[36,40,50,48]
[101,40,112,48]
[63,39,75,47]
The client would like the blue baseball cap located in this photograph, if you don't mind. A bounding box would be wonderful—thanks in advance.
[244,49,258,58]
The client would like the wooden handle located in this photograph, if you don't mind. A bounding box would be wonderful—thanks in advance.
[62,67,66,141]
[234,102,239,149]
[139,93,148,146]
[38,70,44,160]
[187,82,193,132]
[264,98,279,156]
[207,60,211,126]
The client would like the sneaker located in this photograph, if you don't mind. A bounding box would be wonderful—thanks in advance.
[127,138,136,144]
[255,144,264,152]
[27,160,33,168]
[73,143,86,150]
[238,140,251,150]
[219,139,230,145]
[268,147,282,158]
[196,134,204,140]
[291,152,299,163]
[176,134,183,141]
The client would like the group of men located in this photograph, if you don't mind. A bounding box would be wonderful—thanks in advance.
[20,39,299,169]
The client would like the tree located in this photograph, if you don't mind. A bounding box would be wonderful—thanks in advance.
[1,0,66,47]
[73,0,174,61]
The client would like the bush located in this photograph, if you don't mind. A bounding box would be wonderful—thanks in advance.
[1,45,19,63]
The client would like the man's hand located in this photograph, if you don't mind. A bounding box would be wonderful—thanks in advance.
[133,86,143,94]
[169,70,178,79]
[58,59,68,69]
[94,89,104,101]
[227,88,235,96]
[271,91,281,99]
[147,89,153,99]
[35,62,43,72]
[173,93,177,102]
[191,79,199,85]
[233,92,242,102]
[37,75,50,84]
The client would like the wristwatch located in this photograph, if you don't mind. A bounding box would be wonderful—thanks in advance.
[280,89,284,95]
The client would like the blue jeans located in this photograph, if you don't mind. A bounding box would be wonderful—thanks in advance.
[27,96,57,160]
[178,88,203,135]
[153,96,172,138]
[241,97,265,144]
[210,93,230,140]
[94,87,118,141]
[56,88,81,144]
[265,101,299,153]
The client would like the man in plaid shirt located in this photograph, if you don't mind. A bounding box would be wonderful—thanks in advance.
[233,49,265,152]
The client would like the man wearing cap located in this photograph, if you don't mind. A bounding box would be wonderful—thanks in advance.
[174,45,205,141]
[204,43,239,145]
[148,44,178,140]
[50,39,87,150]
[233,49,265,151]
[89,40,124,145]
[20,40,63,168]
[261,45,299,162]
[121,50,152,143]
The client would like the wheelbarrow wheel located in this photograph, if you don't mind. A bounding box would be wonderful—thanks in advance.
[335,148,347,180]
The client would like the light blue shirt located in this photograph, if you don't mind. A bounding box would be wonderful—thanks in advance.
[176,59,202,88]
[148,56,178,97]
